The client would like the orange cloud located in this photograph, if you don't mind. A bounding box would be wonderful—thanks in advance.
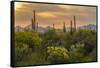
[37,12,57,18]
[15,2,23,10]
[14,2,96,29]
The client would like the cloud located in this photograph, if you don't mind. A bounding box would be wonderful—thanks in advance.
[37,12,57,18]
[14,2,97,28]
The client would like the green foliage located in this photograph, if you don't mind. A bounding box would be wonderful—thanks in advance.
[15,31,42,49]
[72,29,96,53]
[64,29,96,52]
[15,42,30,62]
[42,30,66,47]
[15,31,44,66]
[63,32,73,49]
[15,29,97,66]
[69,43,85,62]
[47,46,69,63]
[16,52,50,66]
[82,48,97,62]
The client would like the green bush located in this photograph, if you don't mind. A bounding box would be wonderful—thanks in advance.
[15,31,42,50]
[69,43,86,62]
[15,42,29,61]
[47,46,69,64]
[15,29,97,66]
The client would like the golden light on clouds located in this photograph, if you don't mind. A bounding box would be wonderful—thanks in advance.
[37,12,57,18]
[57,5,72,9]
[15,2,23,10]
[14,2,96,29]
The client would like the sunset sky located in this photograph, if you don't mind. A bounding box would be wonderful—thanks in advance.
[14,2,97,29]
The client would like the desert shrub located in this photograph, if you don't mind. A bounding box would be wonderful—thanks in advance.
[15,31,44,66]
[69,43,86,62]
[41,30,66,49]
[47,46,69,64]
[15,42,32,62]
[15,29,97,66]
[82,48,97,62]
[64,30,96,52]
[15,31,42,51]
[16,52,50,66]
[72,30,96,53]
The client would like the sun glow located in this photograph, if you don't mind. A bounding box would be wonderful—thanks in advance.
[15,2,23,10]
[37,12,57,18]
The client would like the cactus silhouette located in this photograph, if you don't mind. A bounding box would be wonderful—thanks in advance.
[74,16,76,32]
[37,22,38,32]
[70,20,73,34]
[32,10,36,31]
[53,24,55,30]
[63,22,66,32]
[31,18,34,30]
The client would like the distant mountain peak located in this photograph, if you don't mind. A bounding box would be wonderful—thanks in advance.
[78,24,96,30]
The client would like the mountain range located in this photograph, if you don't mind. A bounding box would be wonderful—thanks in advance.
[78,24,96,30]
[15,24,96,32]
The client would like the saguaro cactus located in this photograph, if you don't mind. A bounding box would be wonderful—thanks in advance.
[37,22,38,32]
[74,16,76,31]
[53,24,55,29]
[70,20,73,34]
[32,10,36,31]
[63,22,66,32]
[31,18,34,30]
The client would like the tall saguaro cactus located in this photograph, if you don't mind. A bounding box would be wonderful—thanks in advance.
[53,24,55,29]
[32,10,36,31]
[31,18,34,30]
[37,22,38,32]
[74,16,76,31]
[63,22,66,32]
[70,20,73,34]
